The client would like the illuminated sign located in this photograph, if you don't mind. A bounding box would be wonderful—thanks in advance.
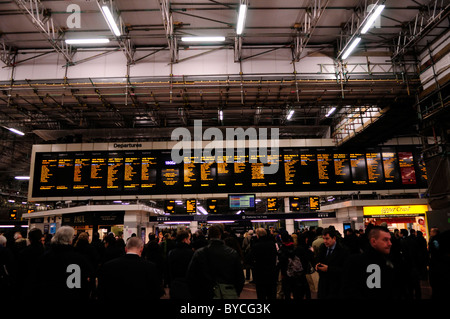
[363,205,428,216]
[309,196,320,210]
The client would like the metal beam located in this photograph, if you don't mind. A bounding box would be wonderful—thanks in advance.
[392,0,450,60]
[293,0,331,62]
[159,0,178,63]
[13,0,75,63]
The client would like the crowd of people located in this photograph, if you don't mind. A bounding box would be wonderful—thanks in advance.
[0,223,449,301]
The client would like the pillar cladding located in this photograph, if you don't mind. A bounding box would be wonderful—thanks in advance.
[425,150,450,210]
[123,212,138,240]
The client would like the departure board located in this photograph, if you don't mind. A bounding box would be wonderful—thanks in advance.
[381,150,400,185]
[398,151,416,185]
[283,149,301,188]
[216,155,233,189]
[207,198,218,213]
[366,152,384,185]
[90,153,108,193]
[200,154,216,189]
[186,199,197,214]
[317,151,333,186]
[350,153,368,185]
[30,145,428,199]
[289,197,302,211]
[183,155,199,190]
[333,153,351,186]
[164,200,176,214]
[233,153,249,189]
[123,152,141,193]
[309,196,320,210]
[299,150,318,186]
[73,153,91,194]
[141,151,157,190]
[107,153,124,192]
[267,197,279,212]
[34,153,58,195]
[56,153,73,193]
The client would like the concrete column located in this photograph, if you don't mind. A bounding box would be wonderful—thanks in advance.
[189,221,198,234]
[123,212,138,240]
[285,219,295,235]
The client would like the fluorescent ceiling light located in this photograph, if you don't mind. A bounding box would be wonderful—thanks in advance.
[15,176,30,180]
[101,5,121,37]
[326,107,337,117]
[236,4,247,35]
[219,110,223,120]
[181,36,226,42]
[7,127,25,136]
[287,110,294,120]
[342,37,361,60]
[361,5,385,34]
[209,220,235,224]
[65,39,110,45]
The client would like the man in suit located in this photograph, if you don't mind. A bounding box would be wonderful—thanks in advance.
[98,236,163,300]
[315,227,349,299]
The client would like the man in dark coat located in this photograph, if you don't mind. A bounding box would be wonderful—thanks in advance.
[341,226,406,299]
[186,225,245,299]
[98,236,163,300]
[315,227,349,299]
[37,226,94,300]
[167,229,194,299]
[249,228,278,299]
[17,228,45,298]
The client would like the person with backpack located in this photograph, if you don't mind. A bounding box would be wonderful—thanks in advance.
[277,232,309,300]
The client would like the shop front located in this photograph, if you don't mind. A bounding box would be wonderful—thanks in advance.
[363,204,430,239]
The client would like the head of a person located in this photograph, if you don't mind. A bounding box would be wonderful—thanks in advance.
[0,235,7,247]
[368,226,392,255]
[322,227,337,248]
[75,232,89,246]
[28,228,43,245]
[176,229,191,245]
[255,228,267,238]
[430,227,439,237]
[208,225,222,240]
[125,237,144,256]
[51,226,75,246]
[400,229,409,238]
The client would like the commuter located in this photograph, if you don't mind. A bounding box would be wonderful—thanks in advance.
[399,229,422,299]
[101,232,125,265]
[415,231,429,280]
[191,229,208,250]
[0,234,17,300]
[167,230,194,299]
[277,232,310,300]
[428,227,441,297]
[428,229,450,299]
[248,228,278,300]
[98,236,163,300]
[224,235,244,265]
[342,228,360,255]
[142,232,164,283]
[160,231,176,287]
[341,226,406,299]
[36,226,94,300]
[311,227,324,259]
[315,227,349,299]
[186,225,245,299]
[16,228,45,298]
[242,230,254,281]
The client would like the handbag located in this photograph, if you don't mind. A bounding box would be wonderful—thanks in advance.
[206,246,239,299]
[213,283,239,299]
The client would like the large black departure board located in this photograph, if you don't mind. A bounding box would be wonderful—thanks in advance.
[31,146,428,198]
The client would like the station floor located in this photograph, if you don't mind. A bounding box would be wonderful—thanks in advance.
[162,279,432,300]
